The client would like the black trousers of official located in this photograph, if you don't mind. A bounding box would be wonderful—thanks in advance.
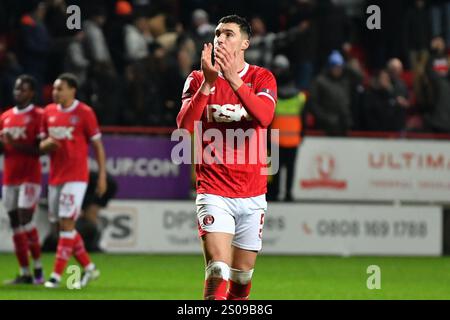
[267,146,298,201]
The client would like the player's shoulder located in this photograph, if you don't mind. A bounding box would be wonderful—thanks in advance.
[32,106,45,115]
[248,64,275,79]
[43,103,58,113]
[1,107,14,118]
[76,101,96,115]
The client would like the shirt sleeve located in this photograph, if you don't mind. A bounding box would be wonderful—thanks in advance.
[234,68,278,128]
[177,71,209,133]
[38,110,48,140]
[84,108,102,141]
[254,69,278,106]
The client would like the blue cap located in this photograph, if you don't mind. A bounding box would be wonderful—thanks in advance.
[328,50,344,67]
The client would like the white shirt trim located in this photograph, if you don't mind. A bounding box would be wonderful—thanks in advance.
[57,99,79,113]
[13,104,34,114]
[218,63,249,79]
[90,133,102,141]
[256,92,276,105]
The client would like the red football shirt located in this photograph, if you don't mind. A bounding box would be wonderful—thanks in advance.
[181,63,277,197]
[0,105,43,185]
[41,100,101,185]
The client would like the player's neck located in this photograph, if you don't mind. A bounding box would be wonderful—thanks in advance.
[237,57,246,72]
[60,99,76,109]
[16,102,31,110]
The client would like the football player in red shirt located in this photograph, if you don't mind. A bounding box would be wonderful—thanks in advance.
[0,75,44,285]
[40,73,107,288]
[177,15,277,300]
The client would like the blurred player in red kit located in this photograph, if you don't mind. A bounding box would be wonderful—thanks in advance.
[40,73,107,288]
[177,15,277,300]
[0,75,44,285]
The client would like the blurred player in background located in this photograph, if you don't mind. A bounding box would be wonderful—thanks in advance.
[177,15,277,300]
[40,73,107,288]
[0,75,44,285]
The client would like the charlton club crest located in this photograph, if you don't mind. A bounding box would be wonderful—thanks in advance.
[203,215,215,226]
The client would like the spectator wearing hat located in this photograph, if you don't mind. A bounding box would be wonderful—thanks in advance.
[309,50,353,136]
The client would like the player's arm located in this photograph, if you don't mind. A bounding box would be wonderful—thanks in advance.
[39,137,59,154]
[215,45,277,128]
[176,43,219,133]
[91,138,107,197]
[2,133,40,155]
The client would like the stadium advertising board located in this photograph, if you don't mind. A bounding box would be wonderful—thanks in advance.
[0,201,442,255]
[294,137,450,203]
[0,136,191,199]
[89,136,191,199]
[97,201,442,256]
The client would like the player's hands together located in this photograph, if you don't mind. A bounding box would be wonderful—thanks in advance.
[214,44,239,82]
[39,137,60,153]
[96,172,107,197]
[201,43,219,86]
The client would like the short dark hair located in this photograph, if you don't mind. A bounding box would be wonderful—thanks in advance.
[218,15,252,39]
[16,74,36,91]
[57,73,78,90]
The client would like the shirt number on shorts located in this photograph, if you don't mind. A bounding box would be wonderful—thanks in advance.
[60,193,75,207]
[25,185,36,199]
[258,213,265,239]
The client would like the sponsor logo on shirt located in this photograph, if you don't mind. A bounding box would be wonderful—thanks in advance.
[2,127,27,139]
[207,104,252,123]
[49,126,74,140]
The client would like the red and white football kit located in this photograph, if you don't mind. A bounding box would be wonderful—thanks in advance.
[1,104,43,212]
[178,63,277,251]
[41,99,101,221]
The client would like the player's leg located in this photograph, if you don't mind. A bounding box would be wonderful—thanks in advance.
[201,232,234,300]
[3,186,32,284]
[228,195,267,300]
[18,183,44,284]
[46,182,99,288]
[62,182,99,287]
[197,194,236,300]
[45,185,73,287]
[228,246,257,300]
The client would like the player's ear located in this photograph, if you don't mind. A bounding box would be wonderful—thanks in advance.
[241,39,250,51]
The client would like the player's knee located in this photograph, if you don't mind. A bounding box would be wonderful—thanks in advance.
[59,218,76,231]
[7,211,21,229]
[229,268,254,285]
[18,209,33,226]
[205,261,230,280]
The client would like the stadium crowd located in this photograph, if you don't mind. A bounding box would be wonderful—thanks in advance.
[0,0,449,134]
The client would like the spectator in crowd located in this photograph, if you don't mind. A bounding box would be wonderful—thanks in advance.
[268,55,305,202]
[404,0,432,73]
[190,9,215,61]
[309,50,353,136]
[17,2,51,104]
[363,70,407,132]
[386,58,411,109]
[83,5,121,125]
[245,16,276,68]
[422,36,450,132]
[124,12,152,63]
[64,31,90,95]
[283,0,318,90]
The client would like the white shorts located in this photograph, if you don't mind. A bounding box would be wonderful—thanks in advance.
[2,183,41,212]
[48,182,87,223]
[196,193,267,251]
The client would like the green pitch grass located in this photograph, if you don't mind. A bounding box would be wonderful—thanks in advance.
[0,254,449,299]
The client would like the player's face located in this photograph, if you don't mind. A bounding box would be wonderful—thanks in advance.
[52,79,75,104]
[214,23,249,57]
[13,79,34,106]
